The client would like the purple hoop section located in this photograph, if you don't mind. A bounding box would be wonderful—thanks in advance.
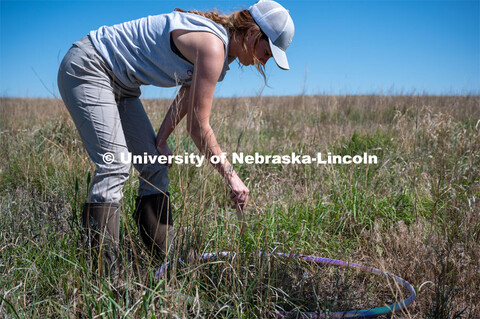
[155,252,416,318]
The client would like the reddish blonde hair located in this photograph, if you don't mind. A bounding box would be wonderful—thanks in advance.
[175,8,268,82]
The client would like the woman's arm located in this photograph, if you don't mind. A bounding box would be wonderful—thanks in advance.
[172,30,249,210]
[155,86,189,160]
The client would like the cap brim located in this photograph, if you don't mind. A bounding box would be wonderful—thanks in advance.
[269,38,289,70]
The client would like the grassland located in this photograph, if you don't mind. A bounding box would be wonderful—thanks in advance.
[0,94,479,318]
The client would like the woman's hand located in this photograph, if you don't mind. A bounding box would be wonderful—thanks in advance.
[156,141,173,168]
[228,173,249,211]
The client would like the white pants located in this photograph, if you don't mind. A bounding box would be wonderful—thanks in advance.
[57,36,169,203]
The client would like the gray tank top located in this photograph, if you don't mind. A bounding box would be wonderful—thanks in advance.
[89,11,231,89]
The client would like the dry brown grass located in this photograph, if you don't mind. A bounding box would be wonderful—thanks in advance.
[1,94,479,318]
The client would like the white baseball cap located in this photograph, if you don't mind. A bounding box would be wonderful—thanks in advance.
[248,0,294,70]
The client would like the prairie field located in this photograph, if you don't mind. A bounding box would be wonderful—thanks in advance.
[0,94,479,318]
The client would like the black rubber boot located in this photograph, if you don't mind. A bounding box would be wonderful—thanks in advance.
[133,192,175,258]
[82,202,120,276]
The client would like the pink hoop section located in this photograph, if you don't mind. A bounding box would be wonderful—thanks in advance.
[156,252,416,318]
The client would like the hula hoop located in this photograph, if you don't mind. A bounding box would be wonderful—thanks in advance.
[156,252,416,318]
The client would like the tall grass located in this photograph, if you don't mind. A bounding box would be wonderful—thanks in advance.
[0,95,479,318]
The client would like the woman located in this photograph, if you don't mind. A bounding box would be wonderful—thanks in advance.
[57,0,294,274]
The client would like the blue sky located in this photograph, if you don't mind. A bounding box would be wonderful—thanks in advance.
[1,0,479,98]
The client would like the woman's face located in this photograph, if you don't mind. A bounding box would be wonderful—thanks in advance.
[238,29,272,67]
[254,38,273,66]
